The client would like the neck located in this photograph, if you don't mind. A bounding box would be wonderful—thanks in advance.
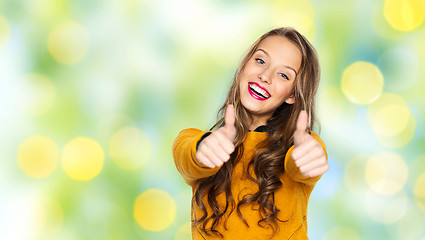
[249,116,269,131]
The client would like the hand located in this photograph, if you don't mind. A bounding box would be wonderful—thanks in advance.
[291,110,328,178]
[195,105,237,168]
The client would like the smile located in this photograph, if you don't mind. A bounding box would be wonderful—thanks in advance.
[248,82,271,101]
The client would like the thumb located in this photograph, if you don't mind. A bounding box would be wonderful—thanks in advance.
[294,110,308,146]
[224,104,237,139]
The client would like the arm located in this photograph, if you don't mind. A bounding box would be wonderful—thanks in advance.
[172,128,221,186]
[173,105,237,186]
[284,132,328,186]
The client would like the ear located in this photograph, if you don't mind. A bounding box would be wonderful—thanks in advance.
[284,94,295,104]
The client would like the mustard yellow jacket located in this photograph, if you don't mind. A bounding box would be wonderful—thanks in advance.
[173,128,327,240]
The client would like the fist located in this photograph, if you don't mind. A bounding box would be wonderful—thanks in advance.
[291,110,328,178]
[195,105,237,168]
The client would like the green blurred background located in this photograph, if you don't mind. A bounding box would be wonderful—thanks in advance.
[1,0,425,239]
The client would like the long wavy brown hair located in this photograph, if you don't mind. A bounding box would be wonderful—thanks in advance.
[192,27,321,238]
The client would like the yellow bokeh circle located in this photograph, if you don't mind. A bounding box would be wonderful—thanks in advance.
[48,21,90,65]
[273,12,316,42]
[414,173,425,211]
[174,222,192,240]
[109,127,152,170]
[18,74,56,117]
[17,135,59,178]
[344,155,370,196]
[375,115,416,148]
[273,0,316,42]
[384,0,425,31]
[367,93,416,148]
[341,61,384,105]
[0,15,11,51]
[372,104,410,136]
[62,137,104,181]
[365,152,408,195]
[134,189,176,231]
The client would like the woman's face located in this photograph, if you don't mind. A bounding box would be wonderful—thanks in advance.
[239,35,302,125]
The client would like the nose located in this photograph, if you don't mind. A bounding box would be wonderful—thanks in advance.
[258,69,272,84]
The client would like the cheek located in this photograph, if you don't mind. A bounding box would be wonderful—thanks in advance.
[274,83,294,100]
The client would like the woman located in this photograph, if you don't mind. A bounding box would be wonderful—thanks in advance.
[173,27,328,239]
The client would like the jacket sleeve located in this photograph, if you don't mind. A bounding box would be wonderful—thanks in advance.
[284,132,328,186]
[172,128,221,186]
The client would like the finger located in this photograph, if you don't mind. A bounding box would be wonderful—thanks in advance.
[214,130,235,154]
[294,146,325,168]
[291,136,322,160]
[207,141,231,163]
[304,164,329,178]
[195,151,215,168]
[197,141,221,168]
[298,156,328,174]
[296,110,308,132]
[199,143,225,167]
[294,110,308,146]
[295,148,325,167]
[224,104,236,139]
[203,134,231,159]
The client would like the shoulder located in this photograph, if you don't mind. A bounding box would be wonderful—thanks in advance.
[177,128,203,135]
[173,128,210,145]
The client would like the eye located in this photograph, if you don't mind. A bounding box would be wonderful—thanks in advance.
[279,73,289,80]
[255,58,265,65]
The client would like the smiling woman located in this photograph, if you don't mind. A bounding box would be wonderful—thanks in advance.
[239,36,301,130]
[173,27,328,239]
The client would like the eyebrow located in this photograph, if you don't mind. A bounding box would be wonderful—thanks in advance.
[255,48,298,76]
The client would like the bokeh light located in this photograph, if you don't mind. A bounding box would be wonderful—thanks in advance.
[17,135,59,178]
[174,222,191,240]
[364,190,408,224]
[47,21,90,65]
[0,193,63,239]
[341,61,384,105]
[29,0,70,25]
[367,93,416,148]
[414,173,425,211]
[0,15,11,51]
[1,193,41,239]
[372,104,410,136]
[109,127,152,170]
[17,74,56,116]
[383,0,425,31]
[365,152,408,195]
[133,189,176,231]
[344,155,369,196]
[61,137,104,181]
[273,0,316,41]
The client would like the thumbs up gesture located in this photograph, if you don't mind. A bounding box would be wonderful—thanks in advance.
[291,111,328,178]
[195,105,237,168]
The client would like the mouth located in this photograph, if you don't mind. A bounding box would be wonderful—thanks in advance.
[248,82,271,101]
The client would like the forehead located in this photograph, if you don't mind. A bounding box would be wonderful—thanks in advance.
[256,35,302,70]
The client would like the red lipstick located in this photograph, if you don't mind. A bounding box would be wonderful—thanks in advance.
[248,82,271,101]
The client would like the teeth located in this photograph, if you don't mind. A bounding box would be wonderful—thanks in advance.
[249,83,270,98]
